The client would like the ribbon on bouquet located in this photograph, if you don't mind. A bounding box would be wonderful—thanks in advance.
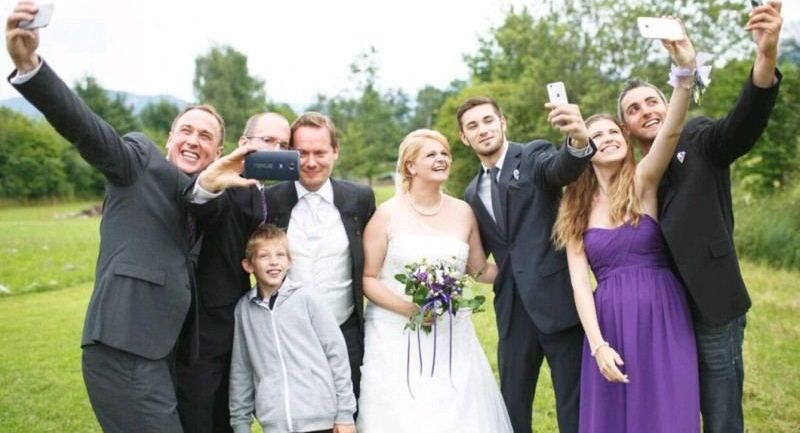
[405,294,457,399]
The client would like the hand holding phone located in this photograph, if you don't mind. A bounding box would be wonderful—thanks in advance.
[18,3,54,30]
[244,150,300,181]
[637,17,685,41]
[547,82,568,104]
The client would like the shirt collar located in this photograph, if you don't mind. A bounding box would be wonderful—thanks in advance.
[481,140,510,174]
[294,179,334,204]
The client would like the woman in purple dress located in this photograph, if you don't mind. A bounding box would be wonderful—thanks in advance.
[551,25,700,433]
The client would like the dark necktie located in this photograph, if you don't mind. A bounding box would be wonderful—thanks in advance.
[490,166,505,233]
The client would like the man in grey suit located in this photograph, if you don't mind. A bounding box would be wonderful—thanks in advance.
[460,96,594,433]
[6,4,224,432]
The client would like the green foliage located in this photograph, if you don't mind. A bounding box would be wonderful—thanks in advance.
[0,108,73,199]
[309,48,410,184]
[193,45,267,142]
[734,181,800,269]
[408,80,465,130]
[139,98,181,134]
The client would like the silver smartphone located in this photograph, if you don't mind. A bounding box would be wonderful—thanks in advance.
[637,17,684,41]
[547,82,568,104]
[19,3,54,30]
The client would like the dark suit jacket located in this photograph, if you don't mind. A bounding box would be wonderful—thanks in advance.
[12,62,195,360]
[658,71,781,325]
[189,185,266,357]
[264,179,376,333]
[465,141,594,337]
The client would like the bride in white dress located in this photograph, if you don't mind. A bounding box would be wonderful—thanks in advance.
[357,129,513,432]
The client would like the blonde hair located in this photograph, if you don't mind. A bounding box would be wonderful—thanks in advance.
[394,129,451,194]
[244,223,291,261]
[553,114,642,251]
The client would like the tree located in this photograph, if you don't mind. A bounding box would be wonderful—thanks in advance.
[193,45,267,145]
[308,48,410,185]
[74,76,140,133]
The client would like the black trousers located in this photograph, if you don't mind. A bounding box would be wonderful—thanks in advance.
[83,343,183,433]
[498,290,583,433]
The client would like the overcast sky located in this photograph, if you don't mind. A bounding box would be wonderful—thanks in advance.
[0,0,797,109]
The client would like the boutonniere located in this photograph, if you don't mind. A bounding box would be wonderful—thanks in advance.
[677,151,686,164]
[512,169,520,180]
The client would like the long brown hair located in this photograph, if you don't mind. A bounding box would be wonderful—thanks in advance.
[553,114,642,251]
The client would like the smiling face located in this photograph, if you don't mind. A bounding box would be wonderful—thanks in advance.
[165,108,223,175]
[458,103,507,159]
[588,117,629,166]
[619,86,668,146]
[408,138,451,186]
[242,239,291,296]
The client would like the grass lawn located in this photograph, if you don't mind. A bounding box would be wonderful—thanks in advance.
[1,194,798,432]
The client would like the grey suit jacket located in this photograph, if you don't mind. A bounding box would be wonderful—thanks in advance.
[11,62,195,360]
[465,140,594,337]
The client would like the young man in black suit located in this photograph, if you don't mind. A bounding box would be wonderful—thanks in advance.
[265,112,376,400]
[6,3,225,432]
[616,3,783,433]
[178,113,291,433]
[460,96,595,433]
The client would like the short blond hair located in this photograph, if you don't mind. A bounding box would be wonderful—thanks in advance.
[395,129,451,193]
[244,224,290,261]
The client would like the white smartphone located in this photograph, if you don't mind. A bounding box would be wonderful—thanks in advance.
[18,3,54,30]
[636,17,684,41]
[546,82,568,104]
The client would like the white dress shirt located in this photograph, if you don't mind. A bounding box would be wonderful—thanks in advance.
[287,179,354,325]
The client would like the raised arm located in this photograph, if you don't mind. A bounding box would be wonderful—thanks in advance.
[699,1,782,165]
[6,2,154,186]
[361,204,417,317]
[636,28,696,196]
[542,103,596,187]
[566,241,628,383]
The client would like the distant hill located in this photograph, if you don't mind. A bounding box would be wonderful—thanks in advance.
[0,91,188,119]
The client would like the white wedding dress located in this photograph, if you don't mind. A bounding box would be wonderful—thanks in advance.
[357,200,512,433]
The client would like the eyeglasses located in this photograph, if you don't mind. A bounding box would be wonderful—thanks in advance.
[244,135,289,149]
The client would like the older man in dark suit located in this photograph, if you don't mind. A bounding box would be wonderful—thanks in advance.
[6,4,224,432]
[616,3,783,432]
[461,96,594,433]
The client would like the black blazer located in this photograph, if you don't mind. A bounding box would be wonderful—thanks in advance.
[658,71,781,325]
[465,141,594,337]
[12,62,195,360]
[265,179,376,331]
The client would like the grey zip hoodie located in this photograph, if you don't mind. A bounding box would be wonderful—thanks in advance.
[229,277,356,433]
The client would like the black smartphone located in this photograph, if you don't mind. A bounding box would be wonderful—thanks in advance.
[243,150,300,181]
[749,0,762,8]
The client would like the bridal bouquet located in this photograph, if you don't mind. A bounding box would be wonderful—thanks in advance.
[395,258,485,334]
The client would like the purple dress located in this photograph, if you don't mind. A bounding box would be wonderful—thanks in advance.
[579,215,700,433]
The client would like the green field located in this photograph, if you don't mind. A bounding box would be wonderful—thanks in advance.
[1,191,798,432]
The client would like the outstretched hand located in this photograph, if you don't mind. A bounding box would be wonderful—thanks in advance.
[333,423,356,433]
[545,102,589,148]
[660,18,696,69]
[5,1,41,73]
[197,144,261,192]
[594,345,629,383]
[747,0,782,59]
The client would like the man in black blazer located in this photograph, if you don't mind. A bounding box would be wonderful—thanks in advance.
[265,112,376,399]
[6,4,224,432]
[460,97,595,433]
[177,113,291,433]
[617,4,783,433]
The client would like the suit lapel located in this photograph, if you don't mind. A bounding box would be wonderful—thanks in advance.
[499,143,522,236]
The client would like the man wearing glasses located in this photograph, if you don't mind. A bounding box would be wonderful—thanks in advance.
[178,112,291,433]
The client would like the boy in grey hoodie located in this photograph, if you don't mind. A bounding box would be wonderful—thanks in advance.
[229,224,356,433]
